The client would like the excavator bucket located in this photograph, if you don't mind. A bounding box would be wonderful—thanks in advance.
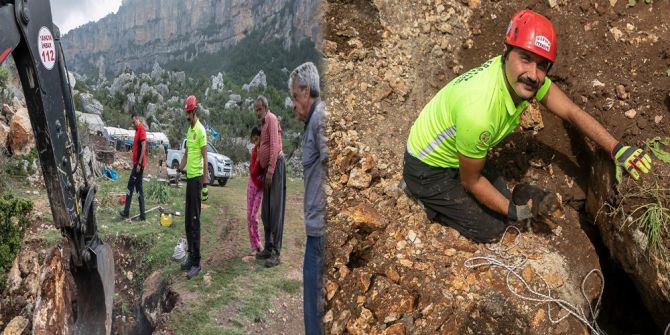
[33,244,115,335]
[72,244,115,335]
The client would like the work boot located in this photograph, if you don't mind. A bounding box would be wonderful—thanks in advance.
[255,248,272,260]
[180,256,194,271]
[186,265,201,280]
[118,210,129,219]
[138,191,146,219]
[265,252,280,268]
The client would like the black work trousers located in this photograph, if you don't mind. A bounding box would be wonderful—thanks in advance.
[122,165,145,219]
[402,151,511,243]
[262,157,286,255]
[185,176,202,266]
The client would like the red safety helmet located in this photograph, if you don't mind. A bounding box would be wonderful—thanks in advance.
[505,9,557,63]
[184,95,198,112]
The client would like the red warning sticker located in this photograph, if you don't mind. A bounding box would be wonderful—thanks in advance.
[37,27,55,70]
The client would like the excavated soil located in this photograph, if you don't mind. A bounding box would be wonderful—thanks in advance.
[323,0,669,334]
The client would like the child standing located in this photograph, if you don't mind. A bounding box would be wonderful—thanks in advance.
[246,127,264,253]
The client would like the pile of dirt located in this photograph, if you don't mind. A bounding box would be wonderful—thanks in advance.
[324,0,669,333]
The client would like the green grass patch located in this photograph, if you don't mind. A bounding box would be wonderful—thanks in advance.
[145,179,177,203]
[276,278,302,295]
[78,169,188,307]
[627,0,653,7]
[168,177,305,334]
[629,202,670,256]
[646,137,670,164]
[0,194,33,290]
[4,149,38,177]
[599,143,670,289]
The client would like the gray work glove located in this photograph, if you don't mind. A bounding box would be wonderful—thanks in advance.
[508,184,560,222]
[508,202,533,221]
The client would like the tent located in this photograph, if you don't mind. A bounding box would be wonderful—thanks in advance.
[104,126,170,150]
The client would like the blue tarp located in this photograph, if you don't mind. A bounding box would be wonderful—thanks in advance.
[102,166,118,180]
[209,127,219,141]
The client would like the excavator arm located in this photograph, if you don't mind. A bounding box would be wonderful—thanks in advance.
[0,1,114,334]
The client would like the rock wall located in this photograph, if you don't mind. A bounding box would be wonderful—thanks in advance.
[61,0,321,77]
[1,98,35,156]
[586,151,670,327]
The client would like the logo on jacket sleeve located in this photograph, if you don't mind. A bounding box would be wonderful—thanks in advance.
[479,131,491,144]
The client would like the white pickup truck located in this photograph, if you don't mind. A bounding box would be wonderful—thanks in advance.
[167,139,232,186]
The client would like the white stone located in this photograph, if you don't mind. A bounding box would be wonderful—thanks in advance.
[591,79,606,88]
[211,72,224,91]
[610,27,624,42]
[624,109,637,119]
[80,92,104,115]
[9,106,35,155]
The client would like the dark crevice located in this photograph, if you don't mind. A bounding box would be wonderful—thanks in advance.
[578,211,659,335]
[130,304,153,335]
[565,116,659,334]
[347,245,372,269]
[128,284,178,334]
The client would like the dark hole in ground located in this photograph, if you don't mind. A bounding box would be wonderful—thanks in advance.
[130,304,153,335]
[127,285,178,334]
[162,288,178,313]
[347,246,371,269]
[579,213,659,335]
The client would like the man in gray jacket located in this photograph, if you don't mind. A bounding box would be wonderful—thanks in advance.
[289,61,327,335]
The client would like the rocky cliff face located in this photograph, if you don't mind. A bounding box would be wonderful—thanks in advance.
[61,0,320,78]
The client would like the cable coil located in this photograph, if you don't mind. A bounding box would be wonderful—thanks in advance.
[464,227,607,335]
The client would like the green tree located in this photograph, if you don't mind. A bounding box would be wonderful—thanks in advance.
[0,67,9,88]
[0,195,33,290]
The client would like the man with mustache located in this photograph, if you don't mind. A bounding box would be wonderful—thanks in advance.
[402,9,652,243]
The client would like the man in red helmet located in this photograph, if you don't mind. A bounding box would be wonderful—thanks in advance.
[178,95,209,279]
[402,9,652,243]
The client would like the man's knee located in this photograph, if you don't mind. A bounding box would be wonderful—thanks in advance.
[435,213,506,244]
[467,219,507,243]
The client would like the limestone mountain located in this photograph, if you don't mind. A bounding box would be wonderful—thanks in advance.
[61,0,320,79]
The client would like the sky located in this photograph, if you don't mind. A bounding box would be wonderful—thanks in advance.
[50,0,123,34]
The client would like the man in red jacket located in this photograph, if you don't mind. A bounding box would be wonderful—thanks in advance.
[255,96,286,268]
[120,112,147,221]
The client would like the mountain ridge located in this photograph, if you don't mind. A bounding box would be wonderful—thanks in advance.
[61,0,320,78]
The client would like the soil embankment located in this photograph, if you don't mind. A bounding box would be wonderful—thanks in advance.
[324,0,669,333]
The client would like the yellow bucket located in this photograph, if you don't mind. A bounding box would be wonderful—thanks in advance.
[160,213,173,227]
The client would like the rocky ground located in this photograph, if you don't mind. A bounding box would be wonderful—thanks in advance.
[0,98,35,157]
[323,0,669,334]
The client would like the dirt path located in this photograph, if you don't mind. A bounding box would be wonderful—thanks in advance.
[159,178,306,335]
[203,205,243,269]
